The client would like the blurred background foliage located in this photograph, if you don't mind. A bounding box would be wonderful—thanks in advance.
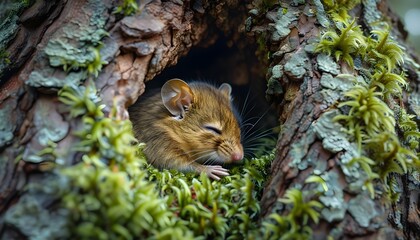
[389,0,420,54]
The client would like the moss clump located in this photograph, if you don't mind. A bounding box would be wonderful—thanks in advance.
[148,154,274,239]
[366,25,405,72]
[315,3,420,200]
[321,0,361,22]
[59,83,174,239]
[263,187,324,239]
[398,108,420,152]
[114,0,139,16]
[333,85,395,150]
[316,18,367,67]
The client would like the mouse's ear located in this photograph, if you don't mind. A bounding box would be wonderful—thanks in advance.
[219,83,232,99]
[161,79,194,118]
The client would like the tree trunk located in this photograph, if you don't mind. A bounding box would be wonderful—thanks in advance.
[0,0,419,239]
[250,1,420,239]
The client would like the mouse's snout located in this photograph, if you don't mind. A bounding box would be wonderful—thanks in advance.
[231,152,243,161]
[230,144,244,161]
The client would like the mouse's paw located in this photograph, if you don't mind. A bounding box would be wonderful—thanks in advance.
[205,165,229,180]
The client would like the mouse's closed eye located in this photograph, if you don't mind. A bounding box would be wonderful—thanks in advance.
[203,124,222,135]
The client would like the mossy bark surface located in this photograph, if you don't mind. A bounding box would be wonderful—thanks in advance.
[0,0,223,237]
[247,0,420,239]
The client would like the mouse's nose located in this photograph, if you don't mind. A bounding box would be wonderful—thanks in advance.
[231,152,243,161]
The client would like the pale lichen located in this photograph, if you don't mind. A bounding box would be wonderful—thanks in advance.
[27,0,108,87]
[348,194,378,228]
[317,54,340,75]
[4,174,69,240]
[269,7,298,42]
[284,50,310,79]
[319,171,346,223]
[0,104,15,148]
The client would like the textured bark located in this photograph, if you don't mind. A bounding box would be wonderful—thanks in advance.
[0,0,249,237]
[248,1,420,239]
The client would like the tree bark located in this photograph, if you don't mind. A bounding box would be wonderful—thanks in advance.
[248,1,420,239]
[0,0,419,239]
[0,0,216,237]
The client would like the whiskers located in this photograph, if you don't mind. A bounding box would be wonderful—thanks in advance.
[178,149,222,166]
[238,99,278,159]
[201,151,222,165]
[242,126,277,159]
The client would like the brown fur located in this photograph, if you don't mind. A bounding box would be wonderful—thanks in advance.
[129,81,243,178]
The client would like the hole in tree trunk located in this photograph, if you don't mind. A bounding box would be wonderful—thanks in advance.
[133,34,278,159]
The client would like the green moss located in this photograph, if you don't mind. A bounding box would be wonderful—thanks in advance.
[45,39,107,78]
[334,85,395,149]
[314,1,420,200]
[321,0,361,22]
[332,82,419,197]
[366,26,404,72]
[0,48,10,65]
[316,19,367,67]
[59,83,174,239]
[398,108,420,151]
[262,181,324,239]
[251,0,418,237]
[370,69,406,100]
[365,132,417,182]
[114,0,139,16]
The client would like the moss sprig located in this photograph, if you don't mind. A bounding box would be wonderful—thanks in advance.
[366,26,405,72]
[398,108,420,152]
[316,19,367,67]
[262,180,324,240]
[114,0,139,16]
[322,0,361,23]
[370,69,407,100]
[333,85,395,150]
[317,1,420,201]
[365,132,418,181]
[54,45,108,77]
